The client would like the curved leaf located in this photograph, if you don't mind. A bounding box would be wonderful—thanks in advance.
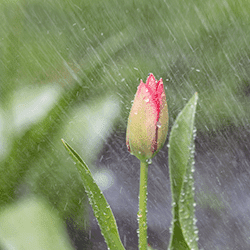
[61,139,125,250]
[168,92,199,250]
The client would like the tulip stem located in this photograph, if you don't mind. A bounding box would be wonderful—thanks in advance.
[138,160,149,250]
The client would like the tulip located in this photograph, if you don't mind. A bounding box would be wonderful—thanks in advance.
[126,73,168,162]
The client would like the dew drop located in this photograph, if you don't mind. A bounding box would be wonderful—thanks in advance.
[156,121,161,128]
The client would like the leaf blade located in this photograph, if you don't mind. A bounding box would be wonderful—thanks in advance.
[61,139,125,250]
[168,92,199,250]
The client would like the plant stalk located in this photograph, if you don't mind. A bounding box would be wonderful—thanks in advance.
[138,160,149,250]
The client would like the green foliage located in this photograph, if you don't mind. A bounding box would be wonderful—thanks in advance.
[0,0,249,248]
[1,0,249,130]
[0,196,74,250]
[168,93,198,250]
[61,139,125,250]
[0,13,129,225]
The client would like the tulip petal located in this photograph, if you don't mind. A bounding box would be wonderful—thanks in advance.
[127,81,157,160]
[146,73,157,93]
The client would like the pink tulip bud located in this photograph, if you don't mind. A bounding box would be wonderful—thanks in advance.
[126,73,169,162]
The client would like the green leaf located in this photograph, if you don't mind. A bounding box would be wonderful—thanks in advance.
[61,139,125,250]
[0,196,74,250]
[168,92,199,250]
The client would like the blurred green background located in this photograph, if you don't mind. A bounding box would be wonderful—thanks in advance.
[0,0,249,249]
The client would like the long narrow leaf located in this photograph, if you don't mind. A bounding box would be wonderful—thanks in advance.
[168,92,199,250]
[61,139,125,250]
